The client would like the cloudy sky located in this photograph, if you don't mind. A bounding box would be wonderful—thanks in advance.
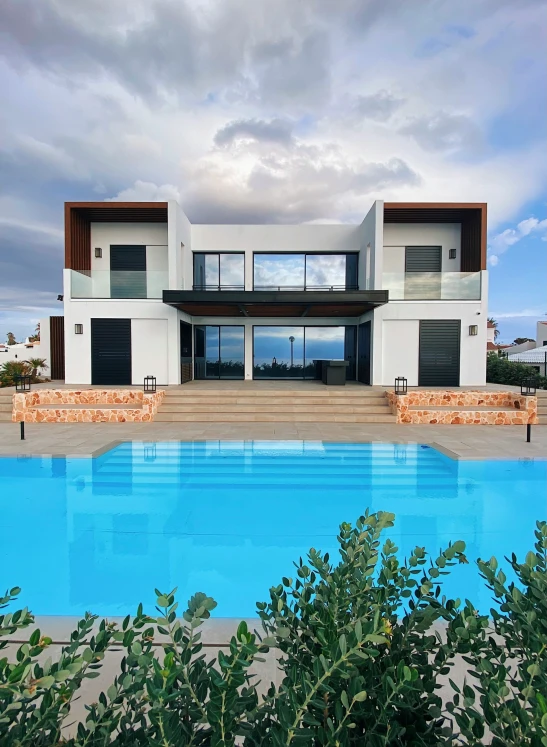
[1,0,546,343]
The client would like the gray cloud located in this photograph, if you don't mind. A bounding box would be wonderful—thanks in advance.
[399,111,483,152]
[214,118,294,148]
[352,91,405,122]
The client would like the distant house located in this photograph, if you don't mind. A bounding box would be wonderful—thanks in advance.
[537,320,547,348]
[508,344,547,377]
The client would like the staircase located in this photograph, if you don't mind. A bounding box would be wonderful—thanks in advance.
[0,392,13,422]
[155,386,395,423]
[538,390,547,425]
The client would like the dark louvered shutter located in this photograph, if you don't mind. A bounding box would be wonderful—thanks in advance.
[419,320,460,387]
[91,319,131,385]
[110,246,147,298]
[405,247,442,299]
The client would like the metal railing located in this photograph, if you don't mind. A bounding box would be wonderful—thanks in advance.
[192,284,246,291]
[70,270,168,299]
[252,284,359,292]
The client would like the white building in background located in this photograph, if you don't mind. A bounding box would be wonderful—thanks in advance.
[57,200,488,387]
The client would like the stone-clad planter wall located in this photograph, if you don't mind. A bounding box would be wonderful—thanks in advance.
[386,390,537,425]
[12,389,165,423]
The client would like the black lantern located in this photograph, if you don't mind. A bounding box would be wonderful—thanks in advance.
[395,376,408,395]
[144,375,157,393]
[521,377,537,396]
[15,375,31,392]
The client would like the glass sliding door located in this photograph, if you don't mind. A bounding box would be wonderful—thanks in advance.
[253,253,359,291]
[253,327,304,378]
[193,253,244,290]
[194,326,244,380]
[304,327,345,377]
[253,326,356,380]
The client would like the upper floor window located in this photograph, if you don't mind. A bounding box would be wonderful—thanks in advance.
[193,253,245,291]
[253,253,358,291]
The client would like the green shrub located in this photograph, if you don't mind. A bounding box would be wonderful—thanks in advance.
[0,360,33,388]
[486,353,547,390]
[1,512,545,745]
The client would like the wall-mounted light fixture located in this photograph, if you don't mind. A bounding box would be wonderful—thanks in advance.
[449,248,457,259]
[469,325,478,336]
[95,247,102,258]
[74,324,83,334]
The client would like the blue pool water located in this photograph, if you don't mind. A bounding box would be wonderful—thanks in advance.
[0,442,545,618]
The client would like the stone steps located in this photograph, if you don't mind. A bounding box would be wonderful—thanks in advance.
[159,403,391,414]
[154,411,396,423]
[155,387,394,423]
[0,394,12,421]
[538,392,547,424]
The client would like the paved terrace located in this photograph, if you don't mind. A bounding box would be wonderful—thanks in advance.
[0,419,545,459]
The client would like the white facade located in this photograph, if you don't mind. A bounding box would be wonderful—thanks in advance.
[62,200,488,387]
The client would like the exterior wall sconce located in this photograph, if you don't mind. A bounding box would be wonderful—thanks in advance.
[394,377,408,395]
[521,377,537,397]
[144,375,157,393]
[15,375,31,392]
[74,324,83,334]
[449,248,457,259]
[469,325,478,336]
[95,247,102,258]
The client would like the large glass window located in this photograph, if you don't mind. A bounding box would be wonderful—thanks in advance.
[193,253,245,290]
[253,253,358,290]
[194,326,244,379]
[253,326,355,379]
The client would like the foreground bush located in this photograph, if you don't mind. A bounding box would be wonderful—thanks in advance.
[486,352,547,390]
[1,511,545,745]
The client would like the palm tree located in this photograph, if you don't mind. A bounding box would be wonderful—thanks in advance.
[487,317,500,340]
[26,357,48,379]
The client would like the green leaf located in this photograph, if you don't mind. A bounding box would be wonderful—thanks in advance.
[35,675,55,689]
[353,691,367,702]
[365,634,389,645]
[341,690,349,710]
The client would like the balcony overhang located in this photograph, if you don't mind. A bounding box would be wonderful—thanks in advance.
[163,290,388,318]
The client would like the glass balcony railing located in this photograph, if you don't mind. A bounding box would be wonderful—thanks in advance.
[70,270,169,299]
[382,271,481,300]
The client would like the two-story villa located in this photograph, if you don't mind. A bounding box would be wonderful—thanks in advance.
[59,200,487,387]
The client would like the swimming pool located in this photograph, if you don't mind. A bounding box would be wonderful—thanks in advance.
[1,442,545,617]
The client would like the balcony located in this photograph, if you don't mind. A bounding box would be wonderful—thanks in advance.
[70,270,168,299]
[382,271,481,301]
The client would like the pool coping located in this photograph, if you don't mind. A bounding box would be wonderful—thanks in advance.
[3,437,546,461]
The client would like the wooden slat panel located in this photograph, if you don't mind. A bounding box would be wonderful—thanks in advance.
[49,316,65,381]
[384,203,486,271]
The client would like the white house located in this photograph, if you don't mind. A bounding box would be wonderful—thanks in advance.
[59,200,488,387]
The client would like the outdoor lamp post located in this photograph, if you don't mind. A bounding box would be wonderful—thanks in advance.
[289,335,295,367]
[394,377,408,395]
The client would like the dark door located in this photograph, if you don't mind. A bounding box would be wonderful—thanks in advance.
[110,245,146,298]
[91,319,131,385]
[419,320,460,387]
[344,326,357,381]
[405,246,442,299]
[180,321,193,383]
[357,321,371,384]
[49,316,65,381]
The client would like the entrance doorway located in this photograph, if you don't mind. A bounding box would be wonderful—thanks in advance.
[357,321,371,384]
[194,326,245,379]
